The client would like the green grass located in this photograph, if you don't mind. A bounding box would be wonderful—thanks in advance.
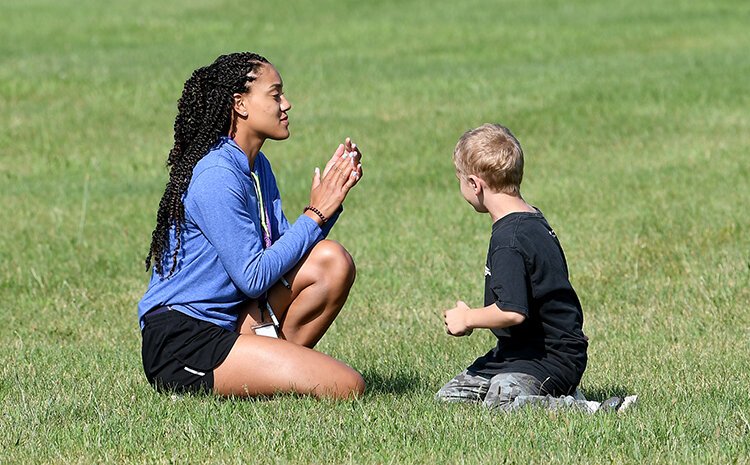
[2,0,750,463]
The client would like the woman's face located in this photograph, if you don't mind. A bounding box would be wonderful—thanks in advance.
[237,63,292,141]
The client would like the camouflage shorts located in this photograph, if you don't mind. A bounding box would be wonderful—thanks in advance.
[435,370,541,408]
[436,370,593,412]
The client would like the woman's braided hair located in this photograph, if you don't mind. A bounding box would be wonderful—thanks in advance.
[145,52,269,277]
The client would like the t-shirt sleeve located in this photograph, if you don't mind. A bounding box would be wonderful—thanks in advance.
[186,166,323,298]
[489,247,530,317]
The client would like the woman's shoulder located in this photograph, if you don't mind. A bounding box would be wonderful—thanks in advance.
[194,138,252,181]
[191,159,240,187]
[187,153,246,204]
[194,144,239,175]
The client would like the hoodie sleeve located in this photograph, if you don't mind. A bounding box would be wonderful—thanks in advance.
[186,165,324,298]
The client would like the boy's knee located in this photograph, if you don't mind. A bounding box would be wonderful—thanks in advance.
[483,372,541,408]
[435,370,490,403]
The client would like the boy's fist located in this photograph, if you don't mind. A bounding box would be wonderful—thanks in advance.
[444,301,473,337]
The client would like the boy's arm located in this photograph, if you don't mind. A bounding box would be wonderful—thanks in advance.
[443,300,526,337]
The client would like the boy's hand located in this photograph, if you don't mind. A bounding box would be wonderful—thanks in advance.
[444,300,473,337]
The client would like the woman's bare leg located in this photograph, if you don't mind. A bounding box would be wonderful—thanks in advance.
[221,240,361,398]
[239,239,356,347]
[213,335,364,398]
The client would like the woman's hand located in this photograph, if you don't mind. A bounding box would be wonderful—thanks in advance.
[322,137,363,177]
[307,143,362,223]
[344,137,362,169]
[444,301,474,337]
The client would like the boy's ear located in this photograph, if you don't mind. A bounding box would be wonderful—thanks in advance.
[467,175,483,194]
[233,93,248,117]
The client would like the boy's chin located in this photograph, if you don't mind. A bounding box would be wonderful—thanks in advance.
[469,203,488,213]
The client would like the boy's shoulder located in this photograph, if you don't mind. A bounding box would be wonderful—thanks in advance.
[490,211,551,246]
[489,211,564,263]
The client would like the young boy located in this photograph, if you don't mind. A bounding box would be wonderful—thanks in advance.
[436,123,595,412]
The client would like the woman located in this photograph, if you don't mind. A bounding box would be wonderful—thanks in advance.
[139,52,365,398]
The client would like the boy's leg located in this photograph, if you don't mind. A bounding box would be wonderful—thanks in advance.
[435,370,492,403]
[503,394,599,413]
[484,372,600,413]
[483,372,543,409]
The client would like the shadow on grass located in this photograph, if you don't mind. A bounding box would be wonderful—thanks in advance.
[362,369,424,395]
[581,385,633,401]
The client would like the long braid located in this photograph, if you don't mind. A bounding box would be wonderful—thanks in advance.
[145,52,269,276]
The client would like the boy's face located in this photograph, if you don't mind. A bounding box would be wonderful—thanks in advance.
[457,172,488,213]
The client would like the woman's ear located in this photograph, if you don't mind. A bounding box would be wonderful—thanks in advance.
[233,93,248,117]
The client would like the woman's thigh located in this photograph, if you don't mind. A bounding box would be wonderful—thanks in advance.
[212,334,364,399]
[237,239,355,337]
[268,239,355,319]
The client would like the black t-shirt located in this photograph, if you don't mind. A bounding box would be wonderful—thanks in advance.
[468,210,588,395]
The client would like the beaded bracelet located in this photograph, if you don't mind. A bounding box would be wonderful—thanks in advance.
[303,205,328,224]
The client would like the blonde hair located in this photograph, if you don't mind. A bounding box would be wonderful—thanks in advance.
[453,123,524,195]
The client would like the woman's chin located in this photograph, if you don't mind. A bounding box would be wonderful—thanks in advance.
[269,129,291,141]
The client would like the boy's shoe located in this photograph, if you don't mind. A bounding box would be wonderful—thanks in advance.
[598,396,623,413]
[617,395,638,413]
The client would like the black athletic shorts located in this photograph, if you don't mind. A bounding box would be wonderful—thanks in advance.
[141,307,240,393]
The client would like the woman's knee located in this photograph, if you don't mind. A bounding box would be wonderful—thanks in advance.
[336,369,366,399]
[215,336,365,399]
[310,240,356,286]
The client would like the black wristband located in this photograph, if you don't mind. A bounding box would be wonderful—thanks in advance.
[304,205,328,224]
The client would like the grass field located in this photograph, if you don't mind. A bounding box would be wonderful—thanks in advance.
[2,0,750,463]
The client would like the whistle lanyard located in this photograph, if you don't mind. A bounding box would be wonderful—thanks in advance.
[250,170,279,326]
[250,171,273,249]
